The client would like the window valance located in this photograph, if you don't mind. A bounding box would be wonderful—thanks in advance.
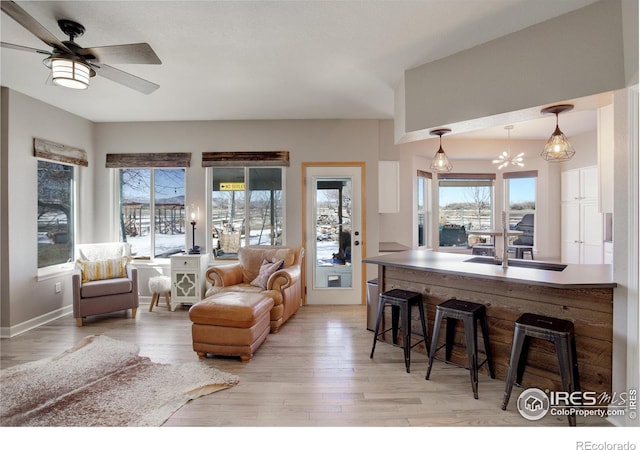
[105,152,191,168]
[502,170,538,179]
[202,151,290,167]
[437,173,496,180]
[417,170,432,179]
[34,138,88,167]
[438,173,495,187]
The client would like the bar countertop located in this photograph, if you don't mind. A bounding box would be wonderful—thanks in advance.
[363,249,617,289]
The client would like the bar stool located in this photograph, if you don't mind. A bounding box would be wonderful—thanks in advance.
[425,298,495,399]
[370,289,429,373]
[501,313,580,426]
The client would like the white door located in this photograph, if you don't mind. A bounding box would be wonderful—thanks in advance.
[304,165,363,305]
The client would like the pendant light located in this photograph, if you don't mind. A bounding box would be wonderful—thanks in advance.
[540,104,575,162]
[493,125,524,170]
[429,128,453,172]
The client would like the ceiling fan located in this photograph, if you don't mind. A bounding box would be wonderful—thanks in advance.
[0,0,161,94]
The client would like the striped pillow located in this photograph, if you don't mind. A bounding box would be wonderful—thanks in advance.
[78,257,128,283]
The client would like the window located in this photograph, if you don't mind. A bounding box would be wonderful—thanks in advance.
[119,168,186,258]
[438,174,495,247]
[417,170,432,248]
[38,160,74,268]
[504,170,537,245]
[211,167,284,257]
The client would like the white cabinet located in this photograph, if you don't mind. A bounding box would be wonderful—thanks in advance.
[561,167,603,264]
[561,166,598,203]
[561,202,581,264]
[170,253,209,311]
[378,161,399,213]
[604,241,614,264]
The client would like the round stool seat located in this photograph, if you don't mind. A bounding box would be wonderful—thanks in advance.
[148,276,172,312]
[149,276,171,293]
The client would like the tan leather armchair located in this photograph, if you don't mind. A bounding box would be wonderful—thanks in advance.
[205,245,304,333]
[72,243,139,327]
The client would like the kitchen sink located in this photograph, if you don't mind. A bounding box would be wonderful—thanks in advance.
[464,257,567,272]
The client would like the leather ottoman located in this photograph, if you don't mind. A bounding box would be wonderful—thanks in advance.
[189,292,274,361]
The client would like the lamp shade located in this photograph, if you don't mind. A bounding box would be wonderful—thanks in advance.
[189,204,200,222]
[430,147,453,172]
[541,125,575,161]
[540,104,575,162]
[429,128,453,173]
[51,58,91,89]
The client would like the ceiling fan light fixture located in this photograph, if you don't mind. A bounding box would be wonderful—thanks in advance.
[429,128,453,173]
[50,58,91,89]
[540,104,575,162]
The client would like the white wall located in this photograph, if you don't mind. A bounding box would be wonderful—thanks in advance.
[2,112,390,331]
[398,0,631,141]
[611,86,638,426]
[1,89,94,335]
[375,133,595,261]
[92,119,384,297]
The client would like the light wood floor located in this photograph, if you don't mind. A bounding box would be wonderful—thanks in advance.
[1,304,614,430]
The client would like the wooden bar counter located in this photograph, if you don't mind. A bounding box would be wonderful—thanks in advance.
[363,250,616,394]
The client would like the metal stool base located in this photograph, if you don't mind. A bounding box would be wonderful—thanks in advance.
[370,289,429,373]
[501,313,580,426]
[425,299,495,399]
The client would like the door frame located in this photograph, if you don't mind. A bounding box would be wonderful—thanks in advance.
[301,162,367,305]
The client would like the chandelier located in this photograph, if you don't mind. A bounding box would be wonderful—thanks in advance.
[493,125,524,170]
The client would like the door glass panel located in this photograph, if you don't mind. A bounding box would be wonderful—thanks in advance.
[314,177,352,288]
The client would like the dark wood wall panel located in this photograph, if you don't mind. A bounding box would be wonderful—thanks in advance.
[378,265,613,395]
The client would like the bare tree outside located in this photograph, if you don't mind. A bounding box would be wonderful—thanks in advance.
[465,186,491,229]
[119,168,185,257]
[37,160,73,267]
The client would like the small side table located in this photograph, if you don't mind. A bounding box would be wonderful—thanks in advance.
[170,253,209,311]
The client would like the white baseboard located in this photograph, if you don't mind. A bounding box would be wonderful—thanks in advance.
[0,305,73,339]
[0,298,161,339]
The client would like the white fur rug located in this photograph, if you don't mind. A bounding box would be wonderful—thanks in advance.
[0,335,239,427]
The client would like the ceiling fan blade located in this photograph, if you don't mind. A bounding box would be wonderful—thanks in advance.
[78,43,161,65]
[1,41,51,56]
[91,63,159,94]
[1,1,73,54]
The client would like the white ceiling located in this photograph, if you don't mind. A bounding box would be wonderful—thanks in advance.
[1,0,602,138]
